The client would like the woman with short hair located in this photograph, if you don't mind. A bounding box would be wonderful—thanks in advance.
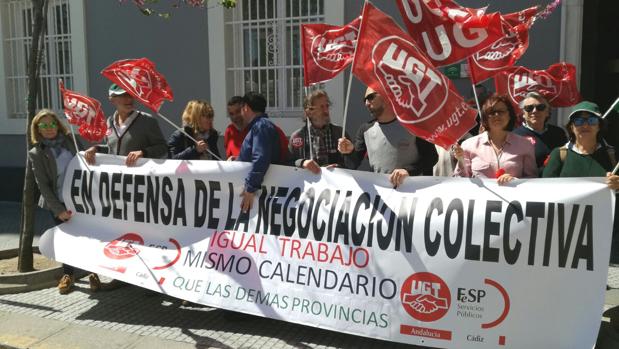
[168,100,220,160]
[453,94,537,184]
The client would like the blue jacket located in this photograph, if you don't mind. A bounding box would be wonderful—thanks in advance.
[238,114,281,192]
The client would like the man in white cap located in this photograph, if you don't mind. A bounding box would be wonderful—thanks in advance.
[84,83,167,166]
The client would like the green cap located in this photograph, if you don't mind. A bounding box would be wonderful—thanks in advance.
[108,83,127,97]
[568,101,601,120]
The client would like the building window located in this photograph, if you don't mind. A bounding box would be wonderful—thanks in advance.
[226,0,324,117]
[1,0,73,119]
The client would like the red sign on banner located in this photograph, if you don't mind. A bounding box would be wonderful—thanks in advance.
[468,7,538,84]
[59,80,108,142]
[301,17,361,86]
[352,2,477,149]
[494,63,582,108]
[101,58,173,112]
[396,0,504,67]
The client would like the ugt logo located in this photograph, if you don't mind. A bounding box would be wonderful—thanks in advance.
[311,25,358,72]
[401,272,451,322]
[509,70,558,102]
[114,64,154,99]
[372,36,447,122]
[103,232,144,260]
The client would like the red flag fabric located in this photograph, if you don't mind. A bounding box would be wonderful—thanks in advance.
[468,7,538,84]
[301,17,361,86]
[396,0,504,67]
[59,80,107,142]
[494,63,582,108]
[352,2,477,149]
[101,58,173,112]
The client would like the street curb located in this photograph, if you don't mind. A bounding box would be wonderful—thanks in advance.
[0,247,62,295]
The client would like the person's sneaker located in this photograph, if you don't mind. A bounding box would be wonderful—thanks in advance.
[57,274,74,294]
[88,273,101,292]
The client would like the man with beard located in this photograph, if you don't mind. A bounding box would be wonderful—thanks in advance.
[224,95,290,162]
[289,90,349,174]
[338,87,438,187]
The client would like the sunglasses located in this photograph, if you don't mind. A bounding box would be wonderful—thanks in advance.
[523,103,547,113]
[572,117,600,127]
[38,121,58,129]
[364,92,378,102]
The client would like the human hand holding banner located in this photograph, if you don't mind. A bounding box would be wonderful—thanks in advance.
[59,79,107,142]
[39,153,613,349]
[352,2,477,149]
[101,58,174,112]
[301,17,361,86]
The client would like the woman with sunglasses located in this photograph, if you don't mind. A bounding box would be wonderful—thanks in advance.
[513,92,568,174]
[543,101,618,183]
[453,94,537,184]
[543,101,619,264]
[28,109,80,294]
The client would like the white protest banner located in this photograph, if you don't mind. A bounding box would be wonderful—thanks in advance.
[40,154,614,348]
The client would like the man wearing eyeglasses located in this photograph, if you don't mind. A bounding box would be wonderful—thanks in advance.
[337,87,438,187]
[513,91,567,173]
[289,90,349,174]
[83,84,167,166]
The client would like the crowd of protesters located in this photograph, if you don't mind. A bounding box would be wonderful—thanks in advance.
[28,82,619,295]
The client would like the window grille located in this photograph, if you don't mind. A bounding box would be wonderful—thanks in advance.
[1,0,73,119]
[226,0,324,117]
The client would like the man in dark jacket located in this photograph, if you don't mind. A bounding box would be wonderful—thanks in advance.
[237,91,281,213]
[288,89,348,174]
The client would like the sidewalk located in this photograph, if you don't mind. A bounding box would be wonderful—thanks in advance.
[1,201,618,348]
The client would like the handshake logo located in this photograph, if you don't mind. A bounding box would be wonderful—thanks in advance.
[372,36,447,123]
[311,26,358,72]
[509,69,558,102]
[401,272,451,322]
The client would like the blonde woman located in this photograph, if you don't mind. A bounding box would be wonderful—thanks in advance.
[167,100,220,160]
[28,109,78,294]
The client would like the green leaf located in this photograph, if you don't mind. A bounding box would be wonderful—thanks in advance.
[139,7,153,16]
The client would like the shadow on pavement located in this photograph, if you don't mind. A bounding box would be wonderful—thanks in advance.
[72,284,426,349]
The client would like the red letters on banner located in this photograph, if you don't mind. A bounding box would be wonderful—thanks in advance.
[396,0,504,67]
[101,58,173,112]
[352,2,477,149]
[468,7,538,84]
[301,17,361,86]
[59,80,108,142]
[494,63,582,108]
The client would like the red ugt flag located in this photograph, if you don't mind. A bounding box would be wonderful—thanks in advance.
[494,62,582,108]
[301,17,361,86]
[468,6,538,84]
[396,0,504,67]
[352,2,477,149]
[101,58,173,112]
[59,80,107,142]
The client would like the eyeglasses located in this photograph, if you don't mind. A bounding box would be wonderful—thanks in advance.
[488,109,508,117]
[364,92,377,102]
[523,103,547,113]
[572,117,600,127]
[38,121,58,129]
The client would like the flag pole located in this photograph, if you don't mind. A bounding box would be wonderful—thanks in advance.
[341,67,354,139]
[602,96,619,119]
[67,124,91,169]
[471,83,483,118]
[304,86,314,160]
[156,112,222,160]
[341,5,366,139]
